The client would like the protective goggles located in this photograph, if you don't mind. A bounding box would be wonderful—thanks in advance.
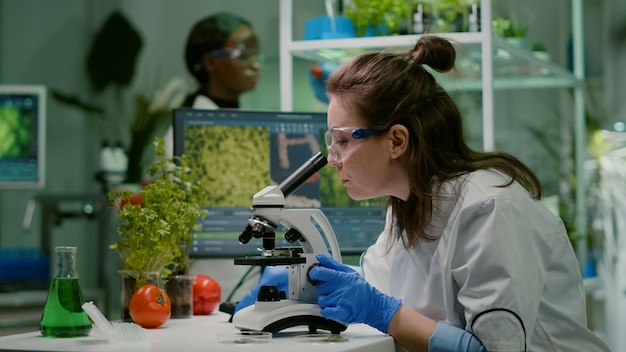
[210,46,264,65]
[324,125,391,163]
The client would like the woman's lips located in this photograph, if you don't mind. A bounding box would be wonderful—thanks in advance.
[245,72,259,83]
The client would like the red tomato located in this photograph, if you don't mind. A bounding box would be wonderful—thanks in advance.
[192,274,221,315]
[120,193,144,209]
[129,284,171,328]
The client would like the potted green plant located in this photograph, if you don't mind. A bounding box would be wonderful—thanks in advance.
[109,137,208,320]
[416,0,476,33]
[492,7,535,49]
[345,0,411,36]
[531,41,550,61]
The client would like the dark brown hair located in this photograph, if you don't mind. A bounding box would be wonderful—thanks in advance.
[326,35,542,247]
[184,12,252,85]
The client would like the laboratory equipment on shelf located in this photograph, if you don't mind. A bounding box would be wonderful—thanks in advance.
[232,151,347,334]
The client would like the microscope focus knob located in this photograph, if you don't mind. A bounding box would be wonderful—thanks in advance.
[284,228,303,243]
[257,285,286,302]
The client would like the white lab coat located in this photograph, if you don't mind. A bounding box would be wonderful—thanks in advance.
[362,169,610,351]
[164,94,218,158]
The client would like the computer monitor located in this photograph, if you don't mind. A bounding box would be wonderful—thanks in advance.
[173,108,386,258]
[0,85,46,189]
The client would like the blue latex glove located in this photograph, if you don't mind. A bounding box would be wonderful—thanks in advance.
[308,254,402,333]
[234,266,289,313]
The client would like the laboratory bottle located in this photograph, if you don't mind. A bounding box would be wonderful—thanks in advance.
[39,246,92,337]
[412,3,424,34]
[468,2,480,33]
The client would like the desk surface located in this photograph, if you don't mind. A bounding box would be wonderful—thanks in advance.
[0,312,395,352]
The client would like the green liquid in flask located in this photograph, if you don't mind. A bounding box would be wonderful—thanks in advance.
[39,277,92,337]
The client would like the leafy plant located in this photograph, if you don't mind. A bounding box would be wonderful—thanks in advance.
[491,5,535,38]
[109,138,208,278]
[345,0,411,36]
[416,0,475,33]
[124,78,188,183]
[523,90,609,253]
[51,10,188,184]
[532,41,547,52]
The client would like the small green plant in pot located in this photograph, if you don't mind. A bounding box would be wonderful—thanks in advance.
[345,0,410,36]
[109,137,208,319]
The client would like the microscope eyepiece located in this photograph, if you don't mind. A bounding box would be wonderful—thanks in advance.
[278,151,327,197]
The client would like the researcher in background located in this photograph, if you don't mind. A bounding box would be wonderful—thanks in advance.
[307,35,611,352]
[164,11,261,155]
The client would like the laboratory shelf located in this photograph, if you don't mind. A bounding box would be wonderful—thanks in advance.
[280,0,587,274]
[287,31,484,60]
[289,35,581,92]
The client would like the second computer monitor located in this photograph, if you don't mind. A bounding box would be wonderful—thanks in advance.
[173,108,386,258]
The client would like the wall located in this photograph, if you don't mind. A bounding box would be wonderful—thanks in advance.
[0,0,100,288]
[0,0,326,319]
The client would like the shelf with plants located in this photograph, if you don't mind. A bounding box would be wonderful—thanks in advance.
[288,35,580,92]
[279,0,588,270]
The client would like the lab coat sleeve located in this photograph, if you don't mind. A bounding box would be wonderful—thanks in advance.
[449,191,558,351]
[428,322,486,352]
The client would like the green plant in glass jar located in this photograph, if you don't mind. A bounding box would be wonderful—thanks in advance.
[109,137,208,282]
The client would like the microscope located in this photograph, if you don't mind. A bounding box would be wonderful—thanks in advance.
[231,152,347,335]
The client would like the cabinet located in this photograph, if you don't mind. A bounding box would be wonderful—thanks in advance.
[278,0,588,267]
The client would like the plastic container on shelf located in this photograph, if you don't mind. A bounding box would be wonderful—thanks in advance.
[304,15,354,40]
[0,247,50,283]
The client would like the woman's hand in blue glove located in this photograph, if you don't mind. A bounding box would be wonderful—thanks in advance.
[308,254,402,333]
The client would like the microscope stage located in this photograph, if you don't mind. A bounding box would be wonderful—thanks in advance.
[234,256,306,266]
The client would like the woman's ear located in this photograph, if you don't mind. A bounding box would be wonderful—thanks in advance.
[202,53,216,72]
[389,124,409,159]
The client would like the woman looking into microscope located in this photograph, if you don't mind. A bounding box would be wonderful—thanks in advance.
[307,35,611,351]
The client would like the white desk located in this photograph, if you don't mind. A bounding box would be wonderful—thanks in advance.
[0,312,395,351]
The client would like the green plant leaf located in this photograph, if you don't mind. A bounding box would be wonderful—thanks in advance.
[86,10,143,92]
[109,137,208,276]
[51,90,106,115]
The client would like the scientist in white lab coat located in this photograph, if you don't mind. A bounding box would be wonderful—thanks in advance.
[164,12,261,155]
[307,35,612,351]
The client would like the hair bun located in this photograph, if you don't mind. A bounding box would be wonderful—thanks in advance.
[409,35,456,73]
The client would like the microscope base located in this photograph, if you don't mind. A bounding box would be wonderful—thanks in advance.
[232,301,347,334]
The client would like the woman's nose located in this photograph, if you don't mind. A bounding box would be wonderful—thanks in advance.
[327,154,339,167]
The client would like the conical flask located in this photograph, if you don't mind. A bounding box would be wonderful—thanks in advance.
[39,246,92,337]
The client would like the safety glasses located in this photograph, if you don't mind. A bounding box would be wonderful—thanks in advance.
[210,46,264,65]
[324,125,391,163]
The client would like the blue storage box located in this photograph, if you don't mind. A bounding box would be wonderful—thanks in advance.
[304,15,355,40]
[0,247,50,282]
